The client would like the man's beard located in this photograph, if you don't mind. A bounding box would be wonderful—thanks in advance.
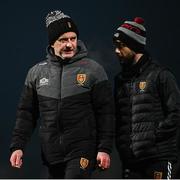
[118,54,135,67]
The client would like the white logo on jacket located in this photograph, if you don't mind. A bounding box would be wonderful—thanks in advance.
[39,78,49,86]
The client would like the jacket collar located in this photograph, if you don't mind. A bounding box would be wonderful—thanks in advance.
[120,52,152,80]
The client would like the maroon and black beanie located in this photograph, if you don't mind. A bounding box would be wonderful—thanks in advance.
[46,10,79,45]
[113,17,146,53]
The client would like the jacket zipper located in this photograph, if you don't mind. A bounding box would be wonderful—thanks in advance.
[129,80,134,150]
[58,63,64,144]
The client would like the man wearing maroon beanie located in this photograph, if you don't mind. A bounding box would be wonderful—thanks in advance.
[113,17,180,179]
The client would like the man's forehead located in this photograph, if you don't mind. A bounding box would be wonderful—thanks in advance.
[59,32,77,39]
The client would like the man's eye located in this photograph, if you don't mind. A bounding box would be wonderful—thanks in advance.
[71,37,76,41]
[58,39,66,43]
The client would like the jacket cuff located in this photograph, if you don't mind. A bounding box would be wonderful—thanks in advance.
[98,148,111,155]
[10,146,24,153]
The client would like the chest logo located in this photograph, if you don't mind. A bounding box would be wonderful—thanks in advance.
[80,157,89,169]
[39,78,49,86]
[139,81,146,92]
[77,74,86,85]
[154,171,163,179]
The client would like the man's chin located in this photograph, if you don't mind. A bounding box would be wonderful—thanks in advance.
[119,57,134,66]
[61,54,74,59]
[61,52,75,59]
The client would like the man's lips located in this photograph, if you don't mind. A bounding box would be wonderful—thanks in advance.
[63,49,74,54]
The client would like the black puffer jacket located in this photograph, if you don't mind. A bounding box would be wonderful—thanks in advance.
[115,54,180,165]
[10,40,115,165]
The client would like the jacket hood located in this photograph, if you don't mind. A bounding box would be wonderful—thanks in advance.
[46,40,88,64]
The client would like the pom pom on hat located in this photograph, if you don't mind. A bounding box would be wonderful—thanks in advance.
[113,17,146,53]
[134,17,144,24]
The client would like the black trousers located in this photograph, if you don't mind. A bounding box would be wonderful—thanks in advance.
[47,157,95,179]
[122,160,177,179]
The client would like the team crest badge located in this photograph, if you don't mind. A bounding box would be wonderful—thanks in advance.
[154,171,163,179]
[139,81,147,92]
[80,157,89,169]
[77,74,86,85]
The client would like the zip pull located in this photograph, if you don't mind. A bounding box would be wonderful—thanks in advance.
[59,136,63,144]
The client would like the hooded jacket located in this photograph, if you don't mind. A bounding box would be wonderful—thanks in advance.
[10,40,115,165]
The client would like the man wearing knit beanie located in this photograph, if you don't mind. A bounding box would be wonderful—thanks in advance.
[113,17,180,179]
[9,10,115,178]
[46,10,79,46]
[46,10,79,60]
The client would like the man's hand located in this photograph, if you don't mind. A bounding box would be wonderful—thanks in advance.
[96,152,110,170]
[10,149,23,168]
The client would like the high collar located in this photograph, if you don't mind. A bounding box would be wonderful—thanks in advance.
[46,40,88,65]
[121,52,152,80]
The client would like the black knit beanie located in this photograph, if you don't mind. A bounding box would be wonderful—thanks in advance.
[46,10,79,45]
[113,17,146,53]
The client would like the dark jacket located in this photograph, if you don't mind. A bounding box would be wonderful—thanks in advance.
[114,54,180,166]
[10,40,115,165]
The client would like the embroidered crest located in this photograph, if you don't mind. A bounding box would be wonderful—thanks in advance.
[139,81,146,92]
[77,74,86,85]
[154,171,163,179]
[80,157,89,169]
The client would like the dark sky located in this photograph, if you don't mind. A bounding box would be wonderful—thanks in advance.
[1,0,180,178]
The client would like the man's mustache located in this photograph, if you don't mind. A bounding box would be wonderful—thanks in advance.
[64,47,73,51]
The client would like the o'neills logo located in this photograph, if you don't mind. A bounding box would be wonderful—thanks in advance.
[77,74,86,85]
[67,21,72,28]
[139,81,146,92]
[39,78,49,86]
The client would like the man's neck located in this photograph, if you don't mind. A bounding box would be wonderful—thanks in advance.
[134,53,143,64]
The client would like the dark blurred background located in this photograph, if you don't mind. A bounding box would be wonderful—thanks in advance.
[1,0,180,178]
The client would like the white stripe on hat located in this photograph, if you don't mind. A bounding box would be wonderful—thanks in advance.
[118,27,146,45]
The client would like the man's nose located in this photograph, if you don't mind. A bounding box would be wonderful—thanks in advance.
[115,48,121,55]
[66,41,72,47]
